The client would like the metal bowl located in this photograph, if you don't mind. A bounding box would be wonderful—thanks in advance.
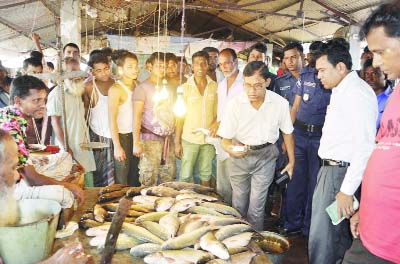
[254,231,290,264]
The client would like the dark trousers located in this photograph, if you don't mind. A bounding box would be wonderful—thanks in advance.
[282,128,321,235]
[343,239,394,264]
[114,133,140,187]
[308,165,353,264]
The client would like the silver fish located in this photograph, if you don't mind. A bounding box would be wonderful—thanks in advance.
[159,211,179,238]
[215,224,253,241]
[123,222,165,244]
[144,249,214,264]
[85,223,111,237]
[154,197,176,212]
[141,186,181,197]
[229,251,256,263]
[200,232,230,260]
[161,226,217,250]
[132,195,159,204]
[141,221,170,241]
[177,219,206,236]
[135,211,169,224]
[170,198,202,212]
[206,260,228,264]
[200,202,241,217]
[187,206,224,216]
[160,181,214,193]
[222,232,254,248]
[89,233,142,250]
[176,193,218,202]
[129,243,161,258]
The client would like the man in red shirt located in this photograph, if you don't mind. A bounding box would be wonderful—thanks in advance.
[343,2,400,263]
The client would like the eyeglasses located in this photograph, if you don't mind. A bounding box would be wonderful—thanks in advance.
[244,82,265,90]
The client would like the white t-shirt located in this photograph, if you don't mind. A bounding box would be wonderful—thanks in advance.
[218,90,294,145]
[47,86,96,172]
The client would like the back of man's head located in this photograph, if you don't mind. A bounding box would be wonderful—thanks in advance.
[10,75,47,104]
[202,47,219,55]
[314,38,352,70]
[30,51,43,62]
[22,57,43,71]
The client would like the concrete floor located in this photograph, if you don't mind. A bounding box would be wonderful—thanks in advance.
[263,187,309,264]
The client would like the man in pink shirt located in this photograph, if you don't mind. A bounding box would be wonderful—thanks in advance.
[343,2,400,263]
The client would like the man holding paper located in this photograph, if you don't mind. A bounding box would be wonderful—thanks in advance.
[308,39,377,264]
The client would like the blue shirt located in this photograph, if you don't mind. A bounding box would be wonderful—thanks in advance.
[376,92,389,131]
[0,88,9,108]
[295,66,331,125]
[273,72,298,106]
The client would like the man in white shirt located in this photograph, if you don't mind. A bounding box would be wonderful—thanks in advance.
[215,48,244,205]
[308,39,377,264]
[218,61,295,230]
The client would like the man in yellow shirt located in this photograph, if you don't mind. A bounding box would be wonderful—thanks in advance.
[175,51,218,187]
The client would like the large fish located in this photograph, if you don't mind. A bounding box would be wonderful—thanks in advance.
[176,193,218,202]
[222,232,254,248]
[126,186,147,197]
[160,181,214,194]
[177,219,206,236]
[135,211,169,224]
[122,223,165,244]
[132,195,160,204]
[127,209,146,217]
[154,197,175,212]
[187,206,224,216]
[85,223,111,237]
[206,260,228,264]
[229,251,256,263]
[89,233,142,250]
[200,202,241,217]
[214,224,253,241]
[161,226,217,250]
[141,221,170,241]
[200,232,230,260]
[159,211,179,238]
[141,186,181,197]
[99,184,128,195]
[144,249,214,264]
[97,189,128,203]
[79,219,102,229]
[129,243,161,258]
[170,198,203,212]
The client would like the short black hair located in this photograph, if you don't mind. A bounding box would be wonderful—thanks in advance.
[101,47,113,57]
[10,75,47,103]
[314,38,352,70]
[360,2,400,40]
[248,42,267,55]
[89,49,102,58]
[114,50,138,67]
[22,57,43,71]
[192,51,209,63]
[220,48,237,61]
[309,41,324,53]
[363,46,371,53]
[46,62,54,70]
[283,42,303,54]
[147,52,165,65]
[88,53,109,68]
[166,53,178,63]
[202,47,219,54]
[63,43,80,53]
[243,61,271,80]
[30,50,43,61]
[362,58,374,70]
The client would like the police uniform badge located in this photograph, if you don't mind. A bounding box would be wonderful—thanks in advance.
[303,93,310,102]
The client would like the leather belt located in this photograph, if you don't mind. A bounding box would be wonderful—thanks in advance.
[321,159,350,167]
[294,119,323,133]
[249,142,271,150]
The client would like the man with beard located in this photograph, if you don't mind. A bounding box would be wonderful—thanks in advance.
[202,47,224,83]
[0,131,91,263]
[0,75,84,205]
[47,58,96,181]
[361,58,389,131]
[83,53,115,187]
[215,48,245,204]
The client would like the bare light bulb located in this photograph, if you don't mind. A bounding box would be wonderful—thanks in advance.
[173,85,186,117]
[160,79,169,100]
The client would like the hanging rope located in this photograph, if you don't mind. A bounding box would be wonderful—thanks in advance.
[179,0,186,86]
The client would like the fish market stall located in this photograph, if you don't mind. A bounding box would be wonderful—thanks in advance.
[54,184,289,263]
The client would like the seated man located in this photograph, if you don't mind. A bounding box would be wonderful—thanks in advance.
[0,129,91,264]
[0,75,84,205]
[47,58,96,185]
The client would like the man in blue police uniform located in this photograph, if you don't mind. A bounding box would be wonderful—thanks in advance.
[282,41,331,236]
[274,42,304,106]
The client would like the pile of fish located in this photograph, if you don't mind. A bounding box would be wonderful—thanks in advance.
[79,182,280,264]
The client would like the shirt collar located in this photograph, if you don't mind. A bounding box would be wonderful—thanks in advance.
[187,75,214,86]
[334,70,357,93]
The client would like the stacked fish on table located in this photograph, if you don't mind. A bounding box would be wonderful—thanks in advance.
[79,182,275,264]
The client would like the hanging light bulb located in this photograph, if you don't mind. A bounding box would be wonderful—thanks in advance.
[153,84,161,103]
[160,78,169,100]
[174,85,186,117]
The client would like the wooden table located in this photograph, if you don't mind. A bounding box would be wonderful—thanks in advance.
[54,188,143,263]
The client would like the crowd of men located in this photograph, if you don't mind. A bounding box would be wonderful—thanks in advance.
[0,1,399,263]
